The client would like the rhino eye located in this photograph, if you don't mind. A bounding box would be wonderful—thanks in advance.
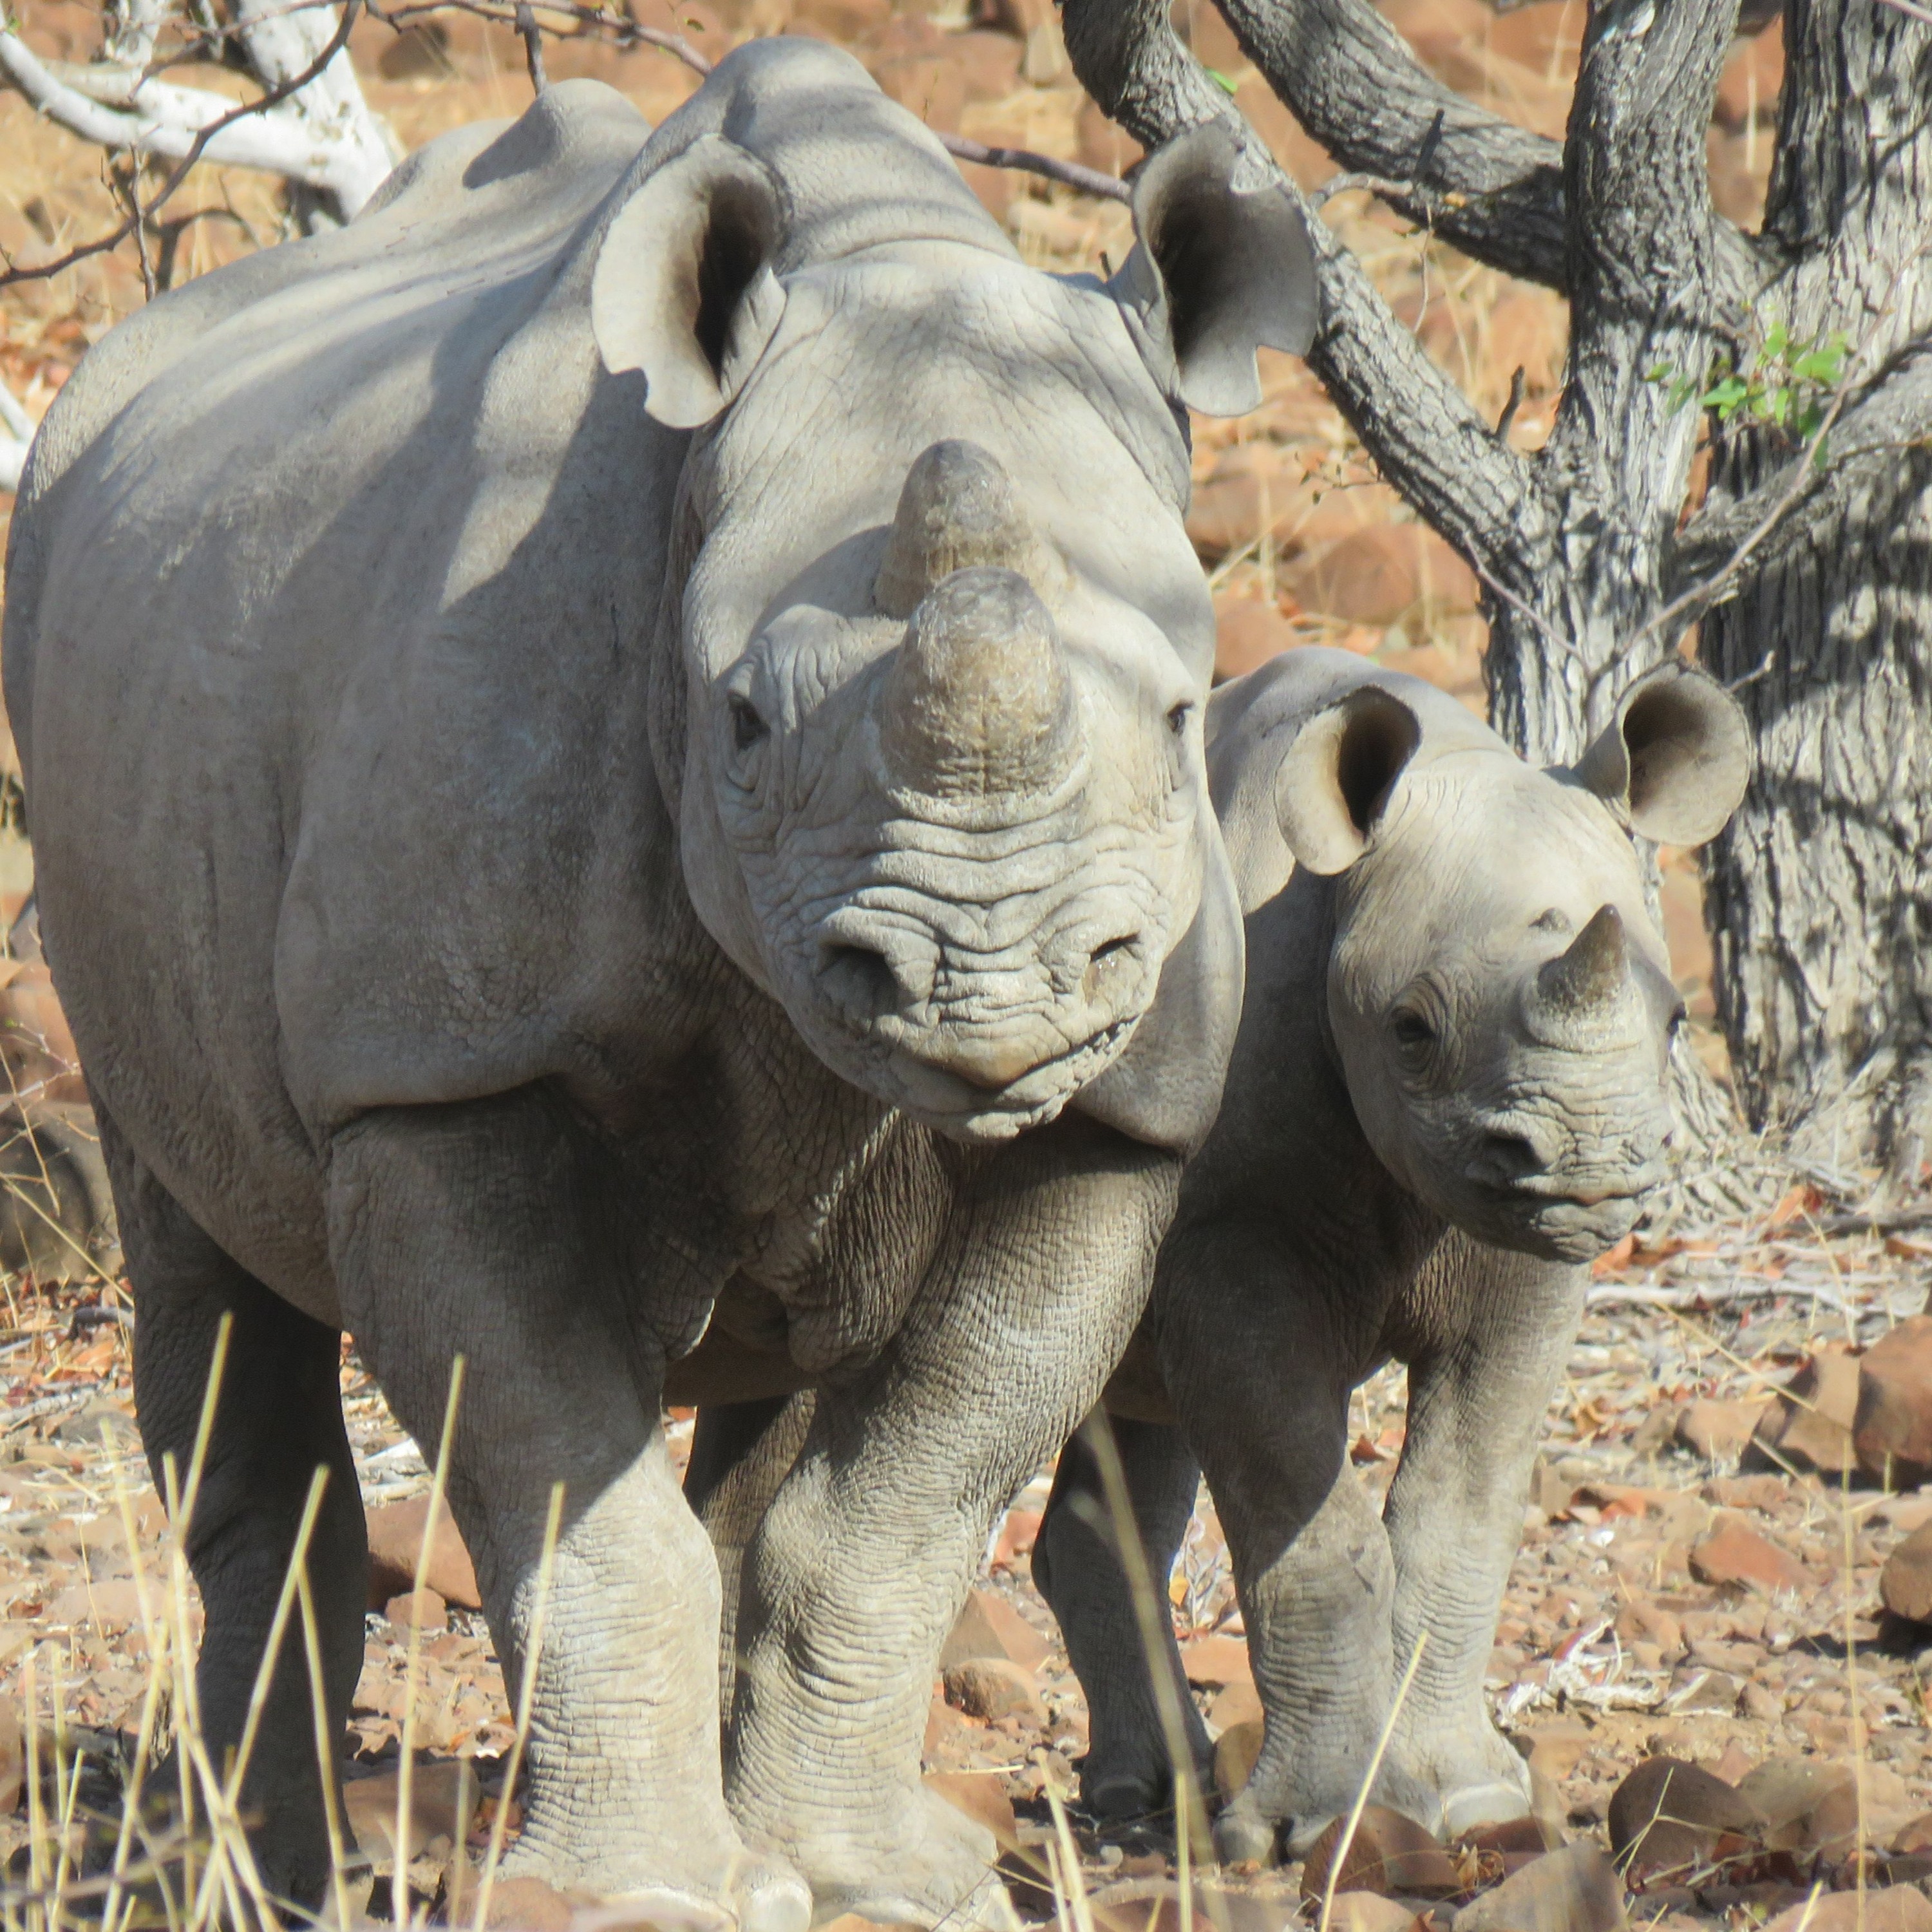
[1390,1009,1436,1054]
[729,693,770,752]
[1166,702,1192,737]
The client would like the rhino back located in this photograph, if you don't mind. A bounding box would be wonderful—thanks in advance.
[7,81,711,1310]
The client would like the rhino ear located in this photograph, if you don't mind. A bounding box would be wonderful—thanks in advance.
[591,135,788,430]
[1115,118,1317,417]
[1570,662,1752,846]
[1273,686,1422,875]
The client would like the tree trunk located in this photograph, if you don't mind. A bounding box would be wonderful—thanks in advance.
[1701,0,1932,1189]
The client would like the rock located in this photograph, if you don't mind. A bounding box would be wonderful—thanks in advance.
[1677,1399,1774,1463]
[925,1770,1017,1848]
[1688,1515,1810,1593]
[1894,1810,1932,1853]
[941,1658,1043,1725]
[383,1588,448,1634]
[1752,1349,1861,1477]
[1734,1759,1859,1857]
[1216,599,1300,681]
[1209,1680,1263,1730]
[1300,1807,1461,1902]
[1666,1667,1741,1714]
[341,1759,475,1864]
[1607,1757,1762,1885]
[1615,1598,1684,1657]
[1462,1815,1563,1859]
[1455,1846,1628,1932]
[1522,1721,1594,1782]
[1882,1523,1932,1622]
[1213,1719,1263,1802]
[1761,1889,1932,1932]
[1739,1680,1784,1722]
[938,1589,1050,1672]
[480,1876,576,1931]
[365,1495,481,1612]
[0,1698,19,1815]
[44,1578,146,1631]
[1178,1633,1251,1687]
[1857,1315,1932,1486]
[1712,1742,1756,1786]
[1289,526,1476,627]
[1327,1895,1423,1932]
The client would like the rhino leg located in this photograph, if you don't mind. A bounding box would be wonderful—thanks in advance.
[685,1396,815,1715]
[1381,1238,1586,1837]
[1031,1411,1210,1819]
[100,1108,365,1908]
[326,1094,810,1932]
[728,1121,1179,1930]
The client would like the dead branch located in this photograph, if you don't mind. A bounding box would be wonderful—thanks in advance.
[0,382,32,493]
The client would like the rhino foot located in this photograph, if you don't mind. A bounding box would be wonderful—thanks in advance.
[500,1835,811,1932]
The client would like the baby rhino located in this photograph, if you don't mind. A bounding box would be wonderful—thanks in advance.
[1033,647,1749,1864]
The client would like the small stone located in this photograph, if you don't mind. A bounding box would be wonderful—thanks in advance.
[1327,1894,1424,1932]
[1761,1889,1932,1932]
[938,1589,1050,1672]
[1522,1722,1594,1782]
[383,1588,448,1634]
[1712,1742,1756,1786]
[1893,1810,1932,1853]
[1734,1759,1859,1857]
[1607,1757,1762,1885]
[1454,1844,1629,1932]
[1213,1718,1264,1802]
[1615,1598,1684,1657]
[1752,1350,1861,1477]
[1882,1521,1932,1623]
[1301,1807,1461,1902]
[366,1495,482,1611]
[925,1770,1017,1848]
[941,1657,1043,1725]
[1689,1514,1810,1593]
[1857,1314,1932,1485]
[1177,1633,1251,1687]
[1666,1666,1742,1713]
[1677,1400,1774,1463]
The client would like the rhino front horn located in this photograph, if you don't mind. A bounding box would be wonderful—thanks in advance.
[880,566,1079,797]
[1535,904,1628,1019]
[874,440,1057,619]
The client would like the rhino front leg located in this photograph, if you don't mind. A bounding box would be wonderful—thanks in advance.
[327,1094,810,1932]
[1032,1411,1211,1819]
[729,1119,1180,1929]
[1381,1238,1586,1838]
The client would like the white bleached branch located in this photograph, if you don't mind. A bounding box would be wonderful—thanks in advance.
[0,381,33,494]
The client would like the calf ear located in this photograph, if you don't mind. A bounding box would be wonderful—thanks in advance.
[1274,686,1422,875]
[1570,662,1752,845]
[591,135,788,430]
[1115,118,1317,417]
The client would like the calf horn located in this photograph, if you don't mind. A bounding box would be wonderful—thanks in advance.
[880,566,1079,797]
[875,440,1054,619]
[1534,904,1628,1020]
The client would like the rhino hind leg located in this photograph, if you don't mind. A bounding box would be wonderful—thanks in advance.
[99,1107,365,1909]
[1380,1238,1586,1839]
[325,1093,810,1932]
[1032,1410,1210,1821]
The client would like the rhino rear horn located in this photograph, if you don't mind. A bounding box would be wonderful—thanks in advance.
[879,566,1079,797]
[1273,685,1421,875]
[1535,904,1628,1018]
[591,135,789,429]
[875,440,1059,620]
[1113,118,1318,417]
[1569,662,1752,846]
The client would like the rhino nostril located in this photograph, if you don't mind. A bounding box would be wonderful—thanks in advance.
[1082,933,1141,1002]
[1481,1132,1546,1183]
[818,943,904,1026]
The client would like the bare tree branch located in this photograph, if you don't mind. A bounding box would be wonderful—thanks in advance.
[1213,0,1570,288]
[1060,0,1535,582]
[0,381,32,494]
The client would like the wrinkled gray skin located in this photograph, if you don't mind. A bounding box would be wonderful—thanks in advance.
[1027,648,1750,1862]
[1,43,1320,1929]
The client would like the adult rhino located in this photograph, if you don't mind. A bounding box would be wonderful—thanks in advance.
[1029,649,1749,1861]
[2,41,1318,1929]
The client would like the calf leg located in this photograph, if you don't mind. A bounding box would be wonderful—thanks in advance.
[1032,1412,1210,1819]
[326,1092,808,1931]
[1381,1237,1585,1837]
[685,1396,814,1715]
[100,1109,365,1909]
[728,1119,1179,1929]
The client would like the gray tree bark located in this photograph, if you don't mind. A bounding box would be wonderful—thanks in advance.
[1063,0,1932,1199]
[1697,0,1932,1189]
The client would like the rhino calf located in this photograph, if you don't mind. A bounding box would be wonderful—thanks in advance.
[1032,649,1749,1862]
[4,41,1318,1931]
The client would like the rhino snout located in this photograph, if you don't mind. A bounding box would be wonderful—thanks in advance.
[1464,1108,1668,1204]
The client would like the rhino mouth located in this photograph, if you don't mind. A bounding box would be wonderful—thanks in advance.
[882,1013,1139,1135]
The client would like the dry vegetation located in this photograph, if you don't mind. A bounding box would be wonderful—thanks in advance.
[3,6,1928,1932]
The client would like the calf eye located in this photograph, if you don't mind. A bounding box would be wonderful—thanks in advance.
[1390,1009,1436,1052]
[1166,702,1193,737]
[729,693,769,752]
